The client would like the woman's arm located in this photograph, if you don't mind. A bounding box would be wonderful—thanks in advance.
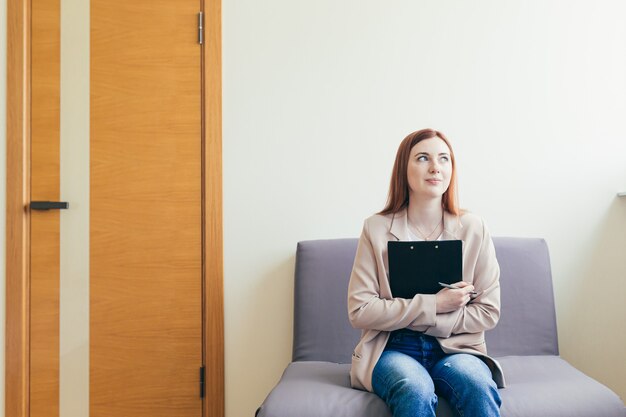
[423,219,501,338]
[347,220,437,332]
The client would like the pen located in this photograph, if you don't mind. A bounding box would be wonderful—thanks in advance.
[438,282,478,295]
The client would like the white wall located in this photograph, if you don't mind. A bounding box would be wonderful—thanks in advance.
[223,1,626,416]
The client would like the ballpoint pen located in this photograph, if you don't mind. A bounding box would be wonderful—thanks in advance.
[438,282,478,295]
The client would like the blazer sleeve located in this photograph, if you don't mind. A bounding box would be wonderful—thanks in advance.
[424,219,501,338]
[347,220,437,332]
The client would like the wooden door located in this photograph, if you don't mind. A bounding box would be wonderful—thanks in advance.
[25,0,209,416]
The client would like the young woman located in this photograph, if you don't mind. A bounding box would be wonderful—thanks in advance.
[347,129,504,417]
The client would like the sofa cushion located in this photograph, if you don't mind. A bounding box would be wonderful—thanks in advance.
[497,355,625,416]
[256,358,625,417]
[255,362,396,417]
[487,238,559,356]
[292,239,359,363]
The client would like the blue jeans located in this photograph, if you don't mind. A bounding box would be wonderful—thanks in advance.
[372,329,501,417]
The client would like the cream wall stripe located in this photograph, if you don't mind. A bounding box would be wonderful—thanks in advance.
[59,0,89,415]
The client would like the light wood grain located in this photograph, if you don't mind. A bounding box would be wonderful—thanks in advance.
[91,1,203,415]
[204,0,225,416]
[5,0,31,416]
[30,0,61,416]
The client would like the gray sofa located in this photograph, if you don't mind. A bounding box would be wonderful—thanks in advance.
[256,237,625,417]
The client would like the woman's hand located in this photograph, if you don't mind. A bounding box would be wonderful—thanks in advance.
[435,281,475,314]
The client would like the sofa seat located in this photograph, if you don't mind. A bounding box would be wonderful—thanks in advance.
[497,355,625,417]
[256,356,625,417]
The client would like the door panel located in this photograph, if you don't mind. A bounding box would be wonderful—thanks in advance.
[30,0,61,415]
[90,0,203,416]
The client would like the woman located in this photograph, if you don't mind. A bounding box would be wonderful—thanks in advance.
[347,129,504,417]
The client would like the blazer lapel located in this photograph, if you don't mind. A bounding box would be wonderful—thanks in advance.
[388,209,409,241]
[443,210,462,240]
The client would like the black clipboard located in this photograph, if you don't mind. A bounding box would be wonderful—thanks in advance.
[387,240,463,298]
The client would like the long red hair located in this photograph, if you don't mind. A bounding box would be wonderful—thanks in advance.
[379,128,460,216]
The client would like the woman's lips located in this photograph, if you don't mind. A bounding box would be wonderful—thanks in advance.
[426,179,441,185]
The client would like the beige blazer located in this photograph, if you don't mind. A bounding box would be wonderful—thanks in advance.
[347,209,505,392]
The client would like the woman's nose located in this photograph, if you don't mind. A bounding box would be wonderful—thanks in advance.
[429,162,440,173]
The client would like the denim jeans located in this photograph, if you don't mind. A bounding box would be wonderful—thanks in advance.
[372,329,501,417]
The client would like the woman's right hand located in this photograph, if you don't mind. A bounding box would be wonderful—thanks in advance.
[435,281,474,314]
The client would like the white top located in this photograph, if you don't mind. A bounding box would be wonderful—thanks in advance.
[406,225,443,241]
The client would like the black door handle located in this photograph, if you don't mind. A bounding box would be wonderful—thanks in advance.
[30,201,69,210]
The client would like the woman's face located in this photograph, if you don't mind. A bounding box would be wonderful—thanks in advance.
[407,137,453,201]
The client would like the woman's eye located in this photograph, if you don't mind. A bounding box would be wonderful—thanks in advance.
[417,155,428,162]
[440,156,449,162]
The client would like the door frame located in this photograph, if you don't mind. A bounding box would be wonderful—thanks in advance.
[4,0,224,416]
